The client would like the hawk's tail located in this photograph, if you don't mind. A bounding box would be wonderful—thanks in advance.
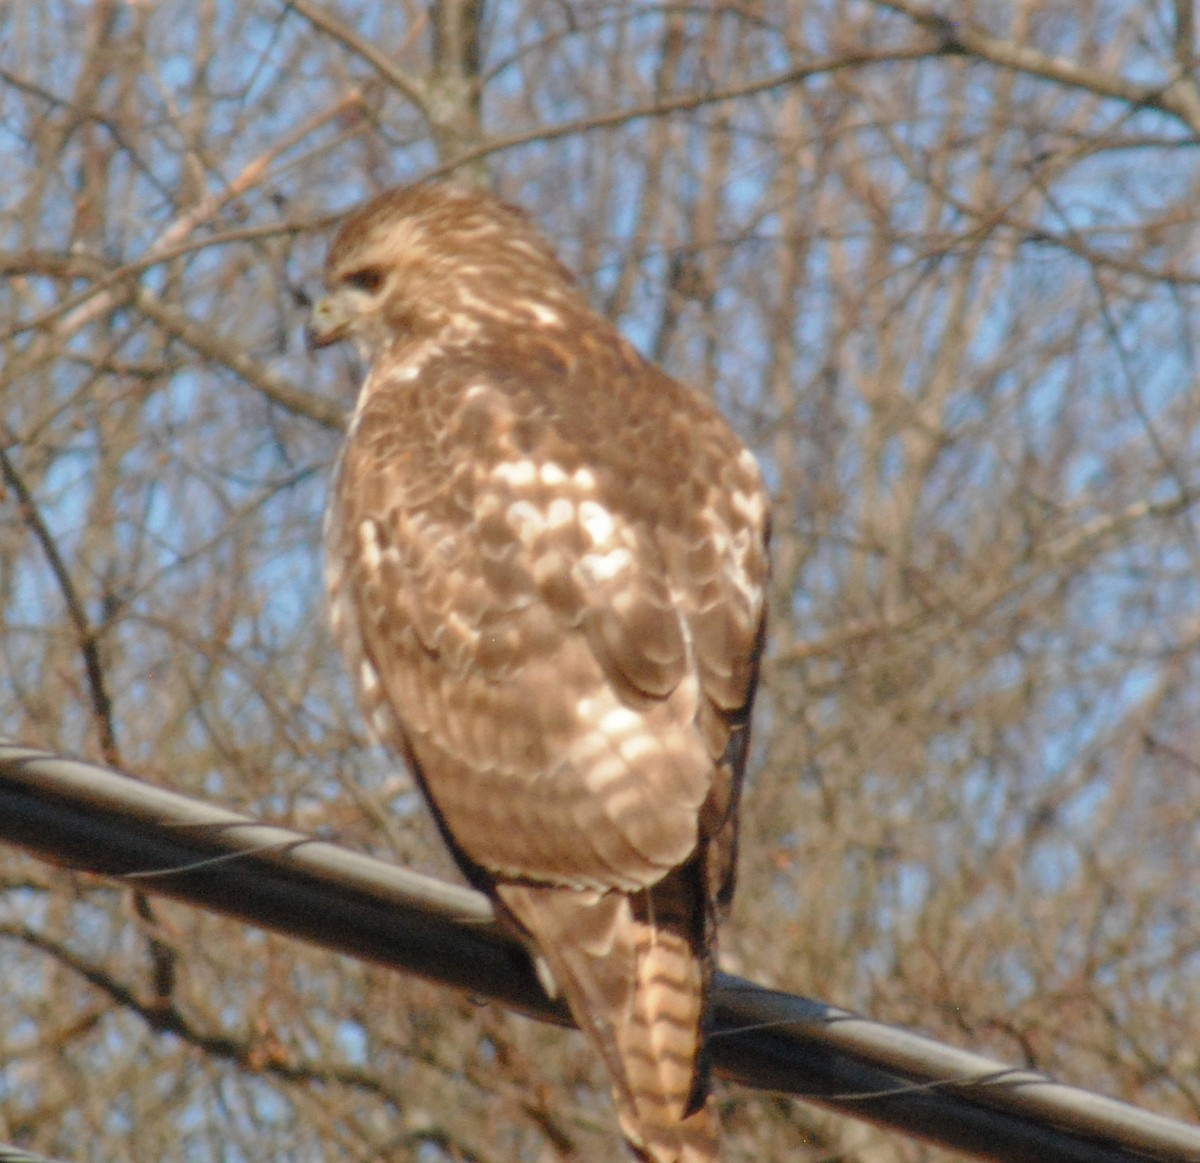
[498,868,718,1162]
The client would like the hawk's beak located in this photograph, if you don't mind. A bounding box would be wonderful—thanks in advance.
[306,294,352,351]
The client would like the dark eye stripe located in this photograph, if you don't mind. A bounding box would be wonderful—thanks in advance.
[344,267,385,293]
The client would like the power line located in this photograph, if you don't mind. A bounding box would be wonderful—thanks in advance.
[0,1145,69,1163]
[0,739,1196,1162]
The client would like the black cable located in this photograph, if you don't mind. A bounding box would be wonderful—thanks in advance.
[0,740,1196,1163]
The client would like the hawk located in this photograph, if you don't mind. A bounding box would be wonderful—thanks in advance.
[309,182,768,1162]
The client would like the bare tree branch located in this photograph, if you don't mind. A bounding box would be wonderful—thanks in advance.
[875,1,1200,132]
[285,0,431,112]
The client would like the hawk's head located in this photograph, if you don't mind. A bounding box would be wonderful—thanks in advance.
[308,182,581,362]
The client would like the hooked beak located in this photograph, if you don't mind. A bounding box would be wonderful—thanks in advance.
[306,294,352,351]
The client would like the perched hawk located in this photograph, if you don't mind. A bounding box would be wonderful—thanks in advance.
[309,182,768,1162]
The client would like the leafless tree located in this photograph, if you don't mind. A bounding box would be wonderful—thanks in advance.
[1,2,1197,1159]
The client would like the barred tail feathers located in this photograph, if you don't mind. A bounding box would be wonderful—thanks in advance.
[497,873,718,1162]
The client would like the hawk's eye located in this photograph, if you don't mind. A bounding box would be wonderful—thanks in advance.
[344,267,385,294]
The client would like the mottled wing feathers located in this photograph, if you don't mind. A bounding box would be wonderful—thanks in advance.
[329,345,761,894]
[318,183,769,1162]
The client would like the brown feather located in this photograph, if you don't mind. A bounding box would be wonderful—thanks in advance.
[497,871,719,1163]
[317,181,769,1160]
